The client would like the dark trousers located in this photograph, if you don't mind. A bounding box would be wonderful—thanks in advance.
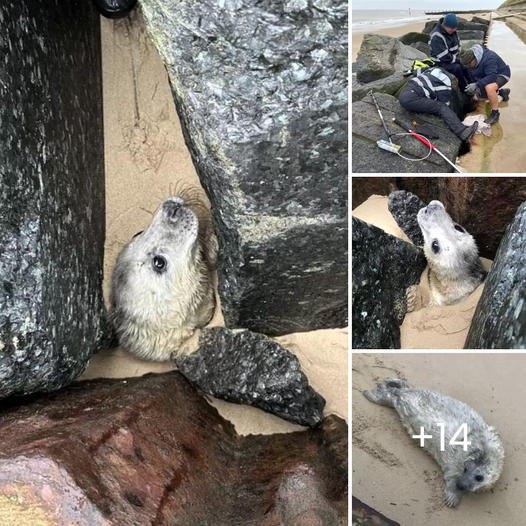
[439,62,467,92]
[479,75,509,98]
[399,87,466,137]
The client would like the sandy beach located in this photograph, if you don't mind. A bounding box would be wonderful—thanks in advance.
[80,10,348,436]
[353,353,526,525]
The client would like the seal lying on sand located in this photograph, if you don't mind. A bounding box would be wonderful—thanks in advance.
[110,195,216,361]
[364,377,504,507]
[407,200,486,310]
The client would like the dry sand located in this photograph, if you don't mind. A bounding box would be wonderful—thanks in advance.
[352,353,526,525]
[80,10,348,435]
[352,195,492,349]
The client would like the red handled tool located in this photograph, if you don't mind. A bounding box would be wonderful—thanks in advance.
[392,118,464,173]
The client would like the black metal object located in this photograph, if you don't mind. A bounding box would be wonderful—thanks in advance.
[369,90,393,142]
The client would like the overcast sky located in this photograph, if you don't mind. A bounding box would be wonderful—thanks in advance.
[353,0,501,9]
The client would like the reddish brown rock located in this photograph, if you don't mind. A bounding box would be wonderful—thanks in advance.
[352,177,398,209]
[0,372,347,525]
[352,496,401,525]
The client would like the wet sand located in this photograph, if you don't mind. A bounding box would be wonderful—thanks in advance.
[80,11,348,436]
[353,353,526,526]
[458,20,526,173]
[352,196,492,349]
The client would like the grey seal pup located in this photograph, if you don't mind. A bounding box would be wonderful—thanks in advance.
[407,200,486,310]
[364,378,504,507]
[110,195,216,361]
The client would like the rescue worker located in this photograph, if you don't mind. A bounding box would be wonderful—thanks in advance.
[399,66,478,141]
[428,13,468,91]
[460,45,511,125]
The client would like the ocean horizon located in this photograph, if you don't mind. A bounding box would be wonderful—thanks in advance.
[352,9,432,32]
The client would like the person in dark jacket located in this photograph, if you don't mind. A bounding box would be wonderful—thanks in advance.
[399,66,478,141]
[428,13,468,91]
[460,45,511,124]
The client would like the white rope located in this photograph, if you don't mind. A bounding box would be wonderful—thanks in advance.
[391,132,433,162]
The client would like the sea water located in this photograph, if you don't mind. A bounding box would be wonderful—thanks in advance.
[353,9,431,33]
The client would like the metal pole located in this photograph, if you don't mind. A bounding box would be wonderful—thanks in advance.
[368,90,392,143]
[393,118,465,173]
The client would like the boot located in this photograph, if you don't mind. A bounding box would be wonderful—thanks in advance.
[459,121,478,141]
[484,110,500,125]
[499,88,510,102]
[92,0,137,18]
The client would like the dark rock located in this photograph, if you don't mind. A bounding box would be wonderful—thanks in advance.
[465,202,526,349]
[352,217,427,349]
[457,30,485,42]
[398,31,429,45]
[0,372,348,524]
[388,191,426,246]
[355,34,426,83]
[352,92,461,173]
[472,16,490,26]
[140,0,347,335]
[177,327,325,427]
[0,1,105,399]
[352,496,401,525]
[422,19,487,34]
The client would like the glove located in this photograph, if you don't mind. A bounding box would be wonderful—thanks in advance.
[464,83,478,96]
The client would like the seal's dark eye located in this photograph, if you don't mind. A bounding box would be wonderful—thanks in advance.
[475,475,484,482]
[132,230,143,239]
[454,224,465,233]
[431,240,440,254]
[152,255,167,273]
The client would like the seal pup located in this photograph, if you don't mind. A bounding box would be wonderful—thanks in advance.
[407,200,486,310]
[110,195,216,361]
[364,378,504,507]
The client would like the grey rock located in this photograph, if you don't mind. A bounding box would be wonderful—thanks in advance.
[0,1,105,398]
[388,191,426,246]
[461,40,484,51]
[457,30,485,42]
[411,42,430,55]
[177,327,326,427]
[355,34,426,83]
[352,92,461,173]
[352,217,427,349]
[140,0,347,335]
[465,202,526,349]
[352,72,407,101]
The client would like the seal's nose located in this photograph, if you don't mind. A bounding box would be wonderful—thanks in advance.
[163,197,185,219]
[456,481,467,491]
[428,200,445,210]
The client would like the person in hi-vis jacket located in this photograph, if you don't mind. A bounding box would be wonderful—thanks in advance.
[428,13,468,91]
[399,66,478,141]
